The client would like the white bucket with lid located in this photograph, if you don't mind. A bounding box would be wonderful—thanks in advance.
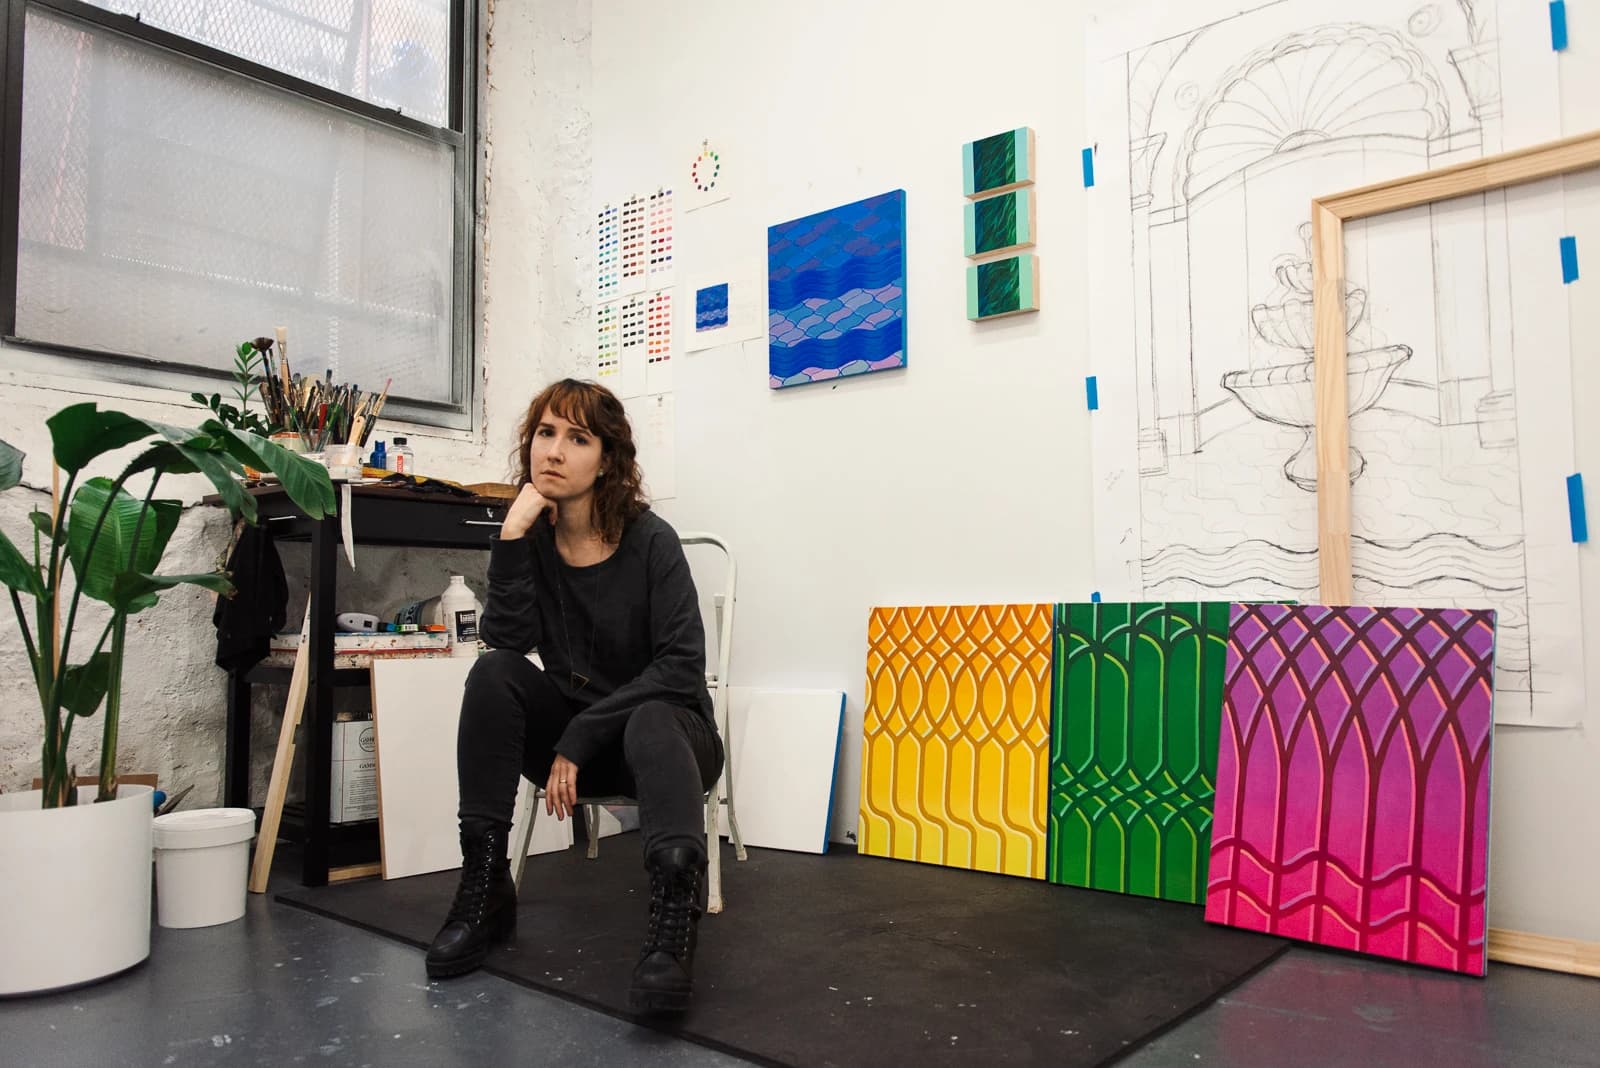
[152,808,257,929]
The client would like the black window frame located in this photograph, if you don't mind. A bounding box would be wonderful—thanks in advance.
[0,0,479,431]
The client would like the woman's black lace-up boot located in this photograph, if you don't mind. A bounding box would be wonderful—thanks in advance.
[628,846,706,1013]
[425,825,516,978]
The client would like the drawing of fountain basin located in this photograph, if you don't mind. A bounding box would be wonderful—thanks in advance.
[1221,345,1411,491]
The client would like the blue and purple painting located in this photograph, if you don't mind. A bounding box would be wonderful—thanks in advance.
[767,189,906,389]
[696,283,730,331]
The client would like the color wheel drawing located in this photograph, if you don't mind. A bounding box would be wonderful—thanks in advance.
[1206,603,1496,975]
[692,145,721,192]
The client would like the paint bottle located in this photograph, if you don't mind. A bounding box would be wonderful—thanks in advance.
[391,436,413,474]
[369,439,386,470]
[440,576,481,658]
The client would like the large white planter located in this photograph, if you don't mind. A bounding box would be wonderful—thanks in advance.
[0,784,153,996]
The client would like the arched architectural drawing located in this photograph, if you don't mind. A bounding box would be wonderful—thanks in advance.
[1088,0,1583,726]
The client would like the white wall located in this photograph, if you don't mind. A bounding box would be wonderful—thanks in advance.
[591,0,1094,849]
[0,0,592,802]
[1488,16,1600,942]
[591,0,1600,943]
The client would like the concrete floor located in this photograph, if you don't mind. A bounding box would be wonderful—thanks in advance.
[3,894,1598,1067]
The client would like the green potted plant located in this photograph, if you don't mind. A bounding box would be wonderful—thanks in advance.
[0,402,334,995]
[190,339,282,438]
[191,340,297,478]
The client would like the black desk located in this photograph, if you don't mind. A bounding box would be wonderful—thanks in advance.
[212,483,509,887]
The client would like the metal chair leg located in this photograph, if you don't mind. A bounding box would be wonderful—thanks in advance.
[705,791,724,914]
[584,804,600,859]
[512,785,538,889]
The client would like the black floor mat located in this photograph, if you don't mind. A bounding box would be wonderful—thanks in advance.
[277,841,1288,1066]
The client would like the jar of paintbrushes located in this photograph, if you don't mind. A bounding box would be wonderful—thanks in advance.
[255,327,392,476]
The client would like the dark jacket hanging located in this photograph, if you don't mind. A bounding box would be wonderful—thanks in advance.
[212,521,288,674]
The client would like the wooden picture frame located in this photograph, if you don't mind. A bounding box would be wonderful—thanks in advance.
[1311,130,1600,977]
[1312,129,1600,603]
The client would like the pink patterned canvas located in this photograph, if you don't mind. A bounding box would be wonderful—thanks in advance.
[1206,604,1496,975]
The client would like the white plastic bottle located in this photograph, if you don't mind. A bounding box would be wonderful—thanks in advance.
[440,576,482,658]
[390,436,414,474]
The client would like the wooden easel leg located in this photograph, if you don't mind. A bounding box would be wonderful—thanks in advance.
[247,603,313,894]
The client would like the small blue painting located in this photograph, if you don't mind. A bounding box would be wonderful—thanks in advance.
[696,283,730,331]
[767,189,907,389]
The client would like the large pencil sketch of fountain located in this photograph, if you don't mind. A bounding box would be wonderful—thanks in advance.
[1222,223,1410,491]
[1123,14,1518,491]
[1094,0,1585,724]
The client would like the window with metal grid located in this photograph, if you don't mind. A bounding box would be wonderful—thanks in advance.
[1,0,477,428]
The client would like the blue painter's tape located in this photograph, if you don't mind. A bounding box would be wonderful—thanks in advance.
[1561,235,1579,283]
[1086,375,1099,410]
[1551,0,1569,50]
[1082,147,1095,188]
[1568,473,1588,542]
[1090,591,1102,603]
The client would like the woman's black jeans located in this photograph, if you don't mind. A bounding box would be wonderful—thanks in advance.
[456,649,724,860]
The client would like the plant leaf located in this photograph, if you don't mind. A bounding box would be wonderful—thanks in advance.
[59,652,112,718]
[66,480,183,609]
[29,509,53,539]
[111,569,233,613]
[46,404,154,474]
[119,442,201,481]
[0,439,22,491]
[66,479,143,605]
[0,526,43,597]
[140,426,256,523]
[209,427,335,519]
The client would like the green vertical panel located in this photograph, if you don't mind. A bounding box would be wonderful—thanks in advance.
[1048,601,1227,904]
[1016,188,1034,247]
[962,141,977,198]
[1014,128,1032,184]
[965,263,981,320]
[1018,253,1038,311]
[963,200,978,257]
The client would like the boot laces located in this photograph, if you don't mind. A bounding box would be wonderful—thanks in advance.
[448,837,498,924]
[644,866,699,960]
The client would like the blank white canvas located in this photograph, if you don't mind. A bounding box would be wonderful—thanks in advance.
[717,687,843,854]
[370,658,572,880]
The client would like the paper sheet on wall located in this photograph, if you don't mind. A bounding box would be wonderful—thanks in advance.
[683,140,731,213]
[593,299,620,386]
[1085,0,1582,725]
[627,391,676,502]
[646,288,674,394]
[620,194,648,296]
[613,293,648,398]
[596,203,620,304]
[648,189,676,289]
[683,269,766,353]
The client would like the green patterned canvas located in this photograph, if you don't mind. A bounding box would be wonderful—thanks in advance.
[965,254,1039,320]
[1048,602,1227,904]
[963,189,1035,259]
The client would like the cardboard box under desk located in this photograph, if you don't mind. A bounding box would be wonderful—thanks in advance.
[330,719,378,824]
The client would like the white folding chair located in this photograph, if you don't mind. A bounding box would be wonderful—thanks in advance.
[510,531,748,912]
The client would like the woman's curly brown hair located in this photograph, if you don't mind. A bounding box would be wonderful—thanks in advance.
[510,378,649,544]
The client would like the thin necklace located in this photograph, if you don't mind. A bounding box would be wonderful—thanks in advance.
[554,559,601,692]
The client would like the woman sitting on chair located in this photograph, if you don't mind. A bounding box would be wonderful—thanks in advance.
[426,377,723,1015]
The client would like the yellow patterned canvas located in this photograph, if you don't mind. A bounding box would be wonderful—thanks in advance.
[858,604,1054,879]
